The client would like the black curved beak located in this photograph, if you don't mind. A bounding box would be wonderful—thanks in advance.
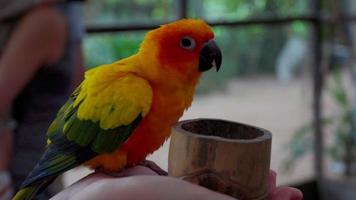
[199,40,222,72]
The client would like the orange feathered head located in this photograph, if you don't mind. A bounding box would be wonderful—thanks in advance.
[139,19,222,83]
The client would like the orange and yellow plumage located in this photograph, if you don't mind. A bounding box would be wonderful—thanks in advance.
[13,19,222,200]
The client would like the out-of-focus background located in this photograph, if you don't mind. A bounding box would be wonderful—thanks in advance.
[3,0,355,199]
[61,0,356,199]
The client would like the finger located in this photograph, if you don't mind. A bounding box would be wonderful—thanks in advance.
[94,166,159,177]
[268,170,277,193]
[269,186,303,200]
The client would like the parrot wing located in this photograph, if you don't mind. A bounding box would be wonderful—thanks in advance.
[21,72,153,188]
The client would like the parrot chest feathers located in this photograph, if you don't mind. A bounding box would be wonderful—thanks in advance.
[121,84,197,165]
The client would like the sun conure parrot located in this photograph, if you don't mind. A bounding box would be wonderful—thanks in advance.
[12,18,222,200]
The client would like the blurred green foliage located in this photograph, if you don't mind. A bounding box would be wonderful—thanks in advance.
[83,0,310,93]
[84,33,144,67]
[84,0,176,25]
[188,0,309,21]
[283,70,356,176]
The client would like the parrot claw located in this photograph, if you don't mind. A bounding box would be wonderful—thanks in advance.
[137,160,168,176]
[94,160,167,177]
[95,167,127,177]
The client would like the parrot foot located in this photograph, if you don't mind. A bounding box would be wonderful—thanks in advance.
[95,168,127,177]
[137,160,168,176]
[94,160,167,177]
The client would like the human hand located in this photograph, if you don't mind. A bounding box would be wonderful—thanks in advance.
[111,164,303,200]
[52,162,302,200]
[268,170,303,200]
[0,130,14,200]
[0,171,13,200]
[100,164,303,200]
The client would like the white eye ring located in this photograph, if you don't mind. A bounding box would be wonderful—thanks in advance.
[180,36,196,50]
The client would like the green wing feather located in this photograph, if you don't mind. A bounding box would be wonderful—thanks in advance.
[15,71,153,200]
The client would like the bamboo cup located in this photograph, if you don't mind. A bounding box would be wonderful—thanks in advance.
[168,118,272,200]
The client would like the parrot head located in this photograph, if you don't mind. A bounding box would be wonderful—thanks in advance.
[138,19,222,84]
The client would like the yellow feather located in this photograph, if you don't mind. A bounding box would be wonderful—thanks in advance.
[74,66,153,130]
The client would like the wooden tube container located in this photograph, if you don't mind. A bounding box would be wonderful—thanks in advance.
[168,118,272,200]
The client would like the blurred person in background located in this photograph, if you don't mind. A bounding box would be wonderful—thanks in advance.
[276,21,309,82]
[0,0,85,199]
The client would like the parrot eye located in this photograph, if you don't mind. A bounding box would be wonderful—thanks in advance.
[180,36,196,50]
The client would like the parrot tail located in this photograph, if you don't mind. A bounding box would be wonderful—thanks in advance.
[12,179,53,200]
